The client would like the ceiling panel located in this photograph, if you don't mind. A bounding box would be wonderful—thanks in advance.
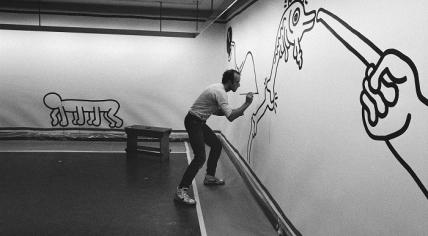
[0,0,221,11]
[0,0,256,37]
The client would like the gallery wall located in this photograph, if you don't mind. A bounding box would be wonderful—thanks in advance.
[0,23,226,129]
[215,0,428,235]
[1,1,428,235]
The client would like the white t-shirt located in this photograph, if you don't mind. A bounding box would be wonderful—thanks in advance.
[189,83,233,121]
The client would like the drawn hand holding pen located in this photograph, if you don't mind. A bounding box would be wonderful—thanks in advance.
[360,49,426,140]
[317,8,428,199]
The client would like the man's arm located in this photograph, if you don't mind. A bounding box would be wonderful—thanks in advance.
[227,93,254,122]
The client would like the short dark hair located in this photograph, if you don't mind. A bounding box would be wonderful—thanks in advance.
[222,69,240,84]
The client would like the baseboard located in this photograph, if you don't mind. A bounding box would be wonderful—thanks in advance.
[217,132,301,236]
[0,127,188,141]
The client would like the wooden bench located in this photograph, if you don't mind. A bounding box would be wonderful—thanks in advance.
[125,125,172,161]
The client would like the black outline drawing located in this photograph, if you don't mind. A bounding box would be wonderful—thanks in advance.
[43,92,124,128]
[225,2,427,235]
[243,0,316,163]
[227,26,259,95]
[316,8,428,200]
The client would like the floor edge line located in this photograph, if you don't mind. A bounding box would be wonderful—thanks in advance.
[184,141,207,236]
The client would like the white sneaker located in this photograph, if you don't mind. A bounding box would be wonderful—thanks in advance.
[174,187,196,205]
[203,175,225,186]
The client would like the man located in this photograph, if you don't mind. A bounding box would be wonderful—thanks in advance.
[174,69,254,205]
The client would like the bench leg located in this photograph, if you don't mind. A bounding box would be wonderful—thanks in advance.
[160,135,170,162]
[126,134,138,158]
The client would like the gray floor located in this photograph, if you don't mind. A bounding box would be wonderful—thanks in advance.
[0,140,276,235]
[0,151,200,236]
[192,148,276,236]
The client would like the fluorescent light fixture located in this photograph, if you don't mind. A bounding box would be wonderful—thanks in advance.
[0,23,199,38]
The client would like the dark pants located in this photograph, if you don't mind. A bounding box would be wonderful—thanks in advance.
[179,113,222,188]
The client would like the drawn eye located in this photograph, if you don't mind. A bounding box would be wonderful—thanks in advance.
[292,8,300,26]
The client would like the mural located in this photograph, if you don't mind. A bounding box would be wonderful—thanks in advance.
[316,8,428,199]
[228,0,427,201]
[43,92,123,128]
[227,27,259,96]
[229,0,316,163]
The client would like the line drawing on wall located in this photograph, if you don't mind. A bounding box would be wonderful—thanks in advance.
[227,26,259,95]
[43,92,123,128]
[232,1,427,200]
[316,8,428,200]
[226,1,427,234]
[242,0,316,163]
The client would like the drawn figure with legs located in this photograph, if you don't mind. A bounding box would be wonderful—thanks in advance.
[43,92,123,128]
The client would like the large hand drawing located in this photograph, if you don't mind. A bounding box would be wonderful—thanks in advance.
[245,0,316,163]
[316,8,428,199]
[43,92,124,128]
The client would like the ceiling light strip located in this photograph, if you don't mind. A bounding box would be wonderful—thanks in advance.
[0,23,198,38]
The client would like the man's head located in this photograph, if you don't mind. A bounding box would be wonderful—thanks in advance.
[222,69,241,92]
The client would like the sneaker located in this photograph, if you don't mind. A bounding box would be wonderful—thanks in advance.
[174,187,196,206]
[203,175,225,186]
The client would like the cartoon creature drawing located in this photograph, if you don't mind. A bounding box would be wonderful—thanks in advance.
[317,8,428,199]
[246,0,316,162]
[43,92,123,128]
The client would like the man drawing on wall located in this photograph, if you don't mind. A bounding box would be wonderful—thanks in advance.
[174,69,254,205]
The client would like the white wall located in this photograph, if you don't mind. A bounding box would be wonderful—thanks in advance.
[2,1,428,234]
[0,23,225,129]
[217,0,428,235]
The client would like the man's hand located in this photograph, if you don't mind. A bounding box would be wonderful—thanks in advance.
[360,49,424,140]
[246,92,254,104]
[227,92,254,122]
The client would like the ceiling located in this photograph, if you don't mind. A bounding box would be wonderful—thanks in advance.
[0,0,256,37]
[34,0,222,10]
[3,0,220,9]
[0,0,253,22]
